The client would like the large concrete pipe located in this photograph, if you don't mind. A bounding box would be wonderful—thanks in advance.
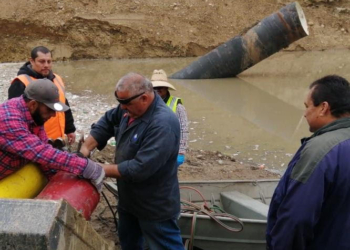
[170,2,309,79]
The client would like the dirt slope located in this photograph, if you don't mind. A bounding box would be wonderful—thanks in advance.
[0,0,349,62]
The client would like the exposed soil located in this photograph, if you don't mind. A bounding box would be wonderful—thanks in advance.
[0,0,350,62]
[92,145,279,182]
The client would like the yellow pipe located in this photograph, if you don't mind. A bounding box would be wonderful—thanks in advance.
[0,163,48,199]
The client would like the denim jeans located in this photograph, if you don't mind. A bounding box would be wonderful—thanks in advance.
[118,208,184,250]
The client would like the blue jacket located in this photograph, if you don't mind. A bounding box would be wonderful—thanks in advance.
[267,118,350,250]
[90,93,180,221]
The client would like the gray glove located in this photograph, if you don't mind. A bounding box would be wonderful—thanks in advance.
[83,159,105,192]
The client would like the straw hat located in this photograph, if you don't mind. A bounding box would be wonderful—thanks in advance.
[151,69,176,91]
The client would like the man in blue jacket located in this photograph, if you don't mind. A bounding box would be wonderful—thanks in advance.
[80,72,184,250]
[267,75,350,250]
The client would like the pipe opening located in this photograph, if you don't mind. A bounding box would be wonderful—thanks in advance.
[295,2,309,36]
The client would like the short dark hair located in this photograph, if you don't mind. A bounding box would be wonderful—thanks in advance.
[31,46,51,59]
[310,75,350,117]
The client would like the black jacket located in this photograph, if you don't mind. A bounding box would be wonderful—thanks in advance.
[91,94,181,221]
[8,62,76,134]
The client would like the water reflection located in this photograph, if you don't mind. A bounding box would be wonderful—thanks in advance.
[172,77,305,142]
[54,49,350,172]
[55,58,195,96]
[241,50,350,110]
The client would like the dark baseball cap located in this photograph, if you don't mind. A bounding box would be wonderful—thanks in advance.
[24,79,69,112]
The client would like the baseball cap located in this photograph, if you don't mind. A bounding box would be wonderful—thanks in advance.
[24,79,69,112]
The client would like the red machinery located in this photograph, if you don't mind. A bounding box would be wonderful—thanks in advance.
[36,171,100,220]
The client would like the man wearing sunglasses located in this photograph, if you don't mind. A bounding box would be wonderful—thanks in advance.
[80,73,183,250]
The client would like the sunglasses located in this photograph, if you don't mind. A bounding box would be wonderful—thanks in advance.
[115,92,145,105]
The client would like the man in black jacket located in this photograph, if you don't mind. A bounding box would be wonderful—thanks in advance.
[80,73,183,250]
[8,46,76,144]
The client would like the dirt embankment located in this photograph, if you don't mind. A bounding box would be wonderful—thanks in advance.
[0,0,349,62]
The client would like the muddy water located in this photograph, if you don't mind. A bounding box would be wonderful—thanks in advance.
[55,50,350,173]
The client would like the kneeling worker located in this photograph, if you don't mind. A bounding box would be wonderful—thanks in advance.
[151,69,189,166]
[0,79,105,191]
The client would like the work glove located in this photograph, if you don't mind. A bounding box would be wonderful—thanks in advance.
[177,154,185,167]
[83,159,105,192]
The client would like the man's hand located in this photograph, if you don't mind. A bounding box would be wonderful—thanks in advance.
[83,159,105,192]
[101,164,122,178]
[66,133,76,145]
[80,134,98,157]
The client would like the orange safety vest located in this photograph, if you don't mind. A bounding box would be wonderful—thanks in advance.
[11,74,66,140]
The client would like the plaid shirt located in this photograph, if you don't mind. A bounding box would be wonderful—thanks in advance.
[176,103,189,154]
[0,96,88,180]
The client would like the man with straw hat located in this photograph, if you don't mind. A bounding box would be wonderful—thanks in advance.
[151,69,189,167]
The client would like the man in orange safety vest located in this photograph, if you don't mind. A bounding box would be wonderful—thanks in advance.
[9,46,76,145]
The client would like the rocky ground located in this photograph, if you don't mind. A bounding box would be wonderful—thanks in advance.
[0,0,350,62]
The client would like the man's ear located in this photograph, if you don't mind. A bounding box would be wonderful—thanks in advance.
[29,57,35,66]
[320,101,330,116]
[27,100,38,113]
[140,93,148,103]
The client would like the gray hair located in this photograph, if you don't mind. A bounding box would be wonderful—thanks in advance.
[116,72,153,95]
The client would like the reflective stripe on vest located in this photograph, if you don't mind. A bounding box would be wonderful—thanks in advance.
[12,74,66,139]
[166,96,182,113]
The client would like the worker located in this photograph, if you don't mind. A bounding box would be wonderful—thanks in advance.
[0,79,105,191]
[8,46,76,145]
[151,69,189,167]
[80,73,184,250]
[267,75,350,249]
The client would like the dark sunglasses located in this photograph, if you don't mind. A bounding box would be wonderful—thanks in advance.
[115,92,145,105]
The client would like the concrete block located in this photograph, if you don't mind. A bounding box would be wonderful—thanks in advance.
[0,199,114,250]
